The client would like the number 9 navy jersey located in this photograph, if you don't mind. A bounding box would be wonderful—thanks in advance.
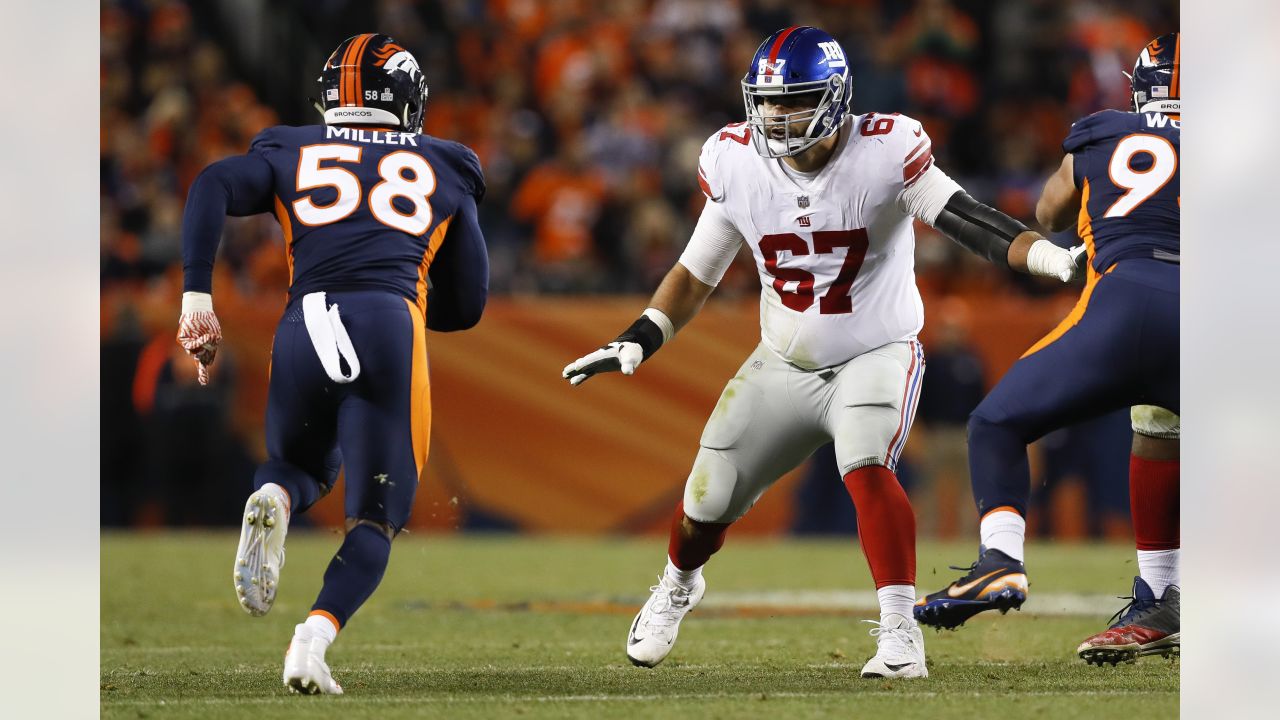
[1063,109,1180,273]
[249,123,485,312]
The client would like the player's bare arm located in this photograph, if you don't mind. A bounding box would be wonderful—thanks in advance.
[563,183,739,386]
[560,263,713,386]
[1036,154,1082,232]
[649,262,717,332]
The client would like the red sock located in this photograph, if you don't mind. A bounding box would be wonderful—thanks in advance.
[843,466,916,588]
[667,501,730,570]
[1130,455,1179,550]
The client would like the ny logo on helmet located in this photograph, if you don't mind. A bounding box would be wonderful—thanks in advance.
[818,41,846,68]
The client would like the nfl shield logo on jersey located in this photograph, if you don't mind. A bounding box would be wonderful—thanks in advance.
[797,195,810,208]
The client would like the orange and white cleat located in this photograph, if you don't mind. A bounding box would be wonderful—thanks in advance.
[914,547,1028,630]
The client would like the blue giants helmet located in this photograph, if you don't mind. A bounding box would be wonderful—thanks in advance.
[741,26,852,158]
[1128,32,1180,115]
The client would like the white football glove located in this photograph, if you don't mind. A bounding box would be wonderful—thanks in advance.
[562,309,674,387]
[176,291,222,386]
[562,341,645,386]
[1026,238,1082,283]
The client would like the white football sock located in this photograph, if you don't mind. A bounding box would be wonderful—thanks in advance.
[259,482,292,521]
[1137,549,1180,598]
[305,613,339,646]
[979,510,1026,562]
[664,558,702,590]
[877,585,916,624]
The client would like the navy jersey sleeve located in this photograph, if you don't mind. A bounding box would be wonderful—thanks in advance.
[1062,110,1129,189]
[181,132,277,292]
[443,141,486,203]
[425,192,488,331]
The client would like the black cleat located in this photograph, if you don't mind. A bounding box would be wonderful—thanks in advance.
[1077,578,1180,666]
[914,547,1028,630]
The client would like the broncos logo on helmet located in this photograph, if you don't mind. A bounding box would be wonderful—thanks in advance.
[316,33,429,131]
[1127,32,1180,115]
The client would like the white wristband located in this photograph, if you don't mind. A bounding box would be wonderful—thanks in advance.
[182,291,213,313]
[643,308,675,344]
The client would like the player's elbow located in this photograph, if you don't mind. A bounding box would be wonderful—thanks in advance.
[1035,197,1071,234]
[451,298,486,331]
[426,290,486,332]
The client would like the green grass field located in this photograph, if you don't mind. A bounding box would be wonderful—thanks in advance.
[101,533,1177,719]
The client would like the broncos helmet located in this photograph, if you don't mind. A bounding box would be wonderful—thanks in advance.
[1127,32,1180,115]
[741,26,852,158]
[317,33,428,131]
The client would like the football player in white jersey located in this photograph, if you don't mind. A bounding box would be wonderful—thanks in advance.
[562,26,1080,679]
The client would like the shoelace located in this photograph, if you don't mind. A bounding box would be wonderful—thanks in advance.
[1108,594,1162,627]
[642,582,692,630]
[862,620,917,659]
[948,559,983,583]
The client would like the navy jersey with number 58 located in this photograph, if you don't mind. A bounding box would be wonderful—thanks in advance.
[182,123,487,328]
[258,124,483,309]
[1063,110,1180,273]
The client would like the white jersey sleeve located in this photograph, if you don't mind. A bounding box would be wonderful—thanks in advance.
[696,123,751,203]
[876,115,962,225]
[898,163,963,226]
[678,198,745,287]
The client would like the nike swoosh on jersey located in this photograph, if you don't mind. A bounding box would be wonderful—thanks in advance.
[913,126,922,137]
[947,570,1004,598]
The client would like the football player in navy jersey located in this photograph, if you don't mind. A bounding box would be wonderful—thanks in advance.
[915,34,1181,664]
[176,33,487,694]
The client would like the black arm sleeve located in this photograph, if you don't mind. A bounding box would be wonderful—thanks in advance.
[425,193,489,331]
[181,154,275,292]
[931,190,1029,267]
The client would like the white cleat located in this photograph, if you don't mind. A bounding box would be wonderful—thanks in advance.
[860,613,929,679]
[282,624,344,695]
[625,574,706,668]
[233,488,288,616]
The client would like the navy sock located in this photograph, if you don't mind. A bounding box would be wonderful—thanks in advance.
[967,413,1032,518]
[311,524,393,628]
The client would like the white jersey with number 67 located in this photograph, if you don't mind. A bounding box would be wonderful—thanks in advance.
[680,112,960,370]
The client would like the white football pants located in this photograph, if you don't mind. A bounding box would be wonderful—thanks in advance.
[682,339,925,524]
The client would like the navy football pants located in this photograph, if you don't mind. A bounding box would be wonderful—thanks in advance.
[968,258,1179,518]
[253,290,430,531]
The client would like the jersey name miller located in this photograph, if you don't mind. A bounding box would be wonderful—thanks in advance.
[325,125,420,146]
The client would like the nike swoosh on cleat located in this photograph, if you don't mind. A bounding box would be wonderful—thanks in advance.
[947,570,1003,598]
[884,662,915,671]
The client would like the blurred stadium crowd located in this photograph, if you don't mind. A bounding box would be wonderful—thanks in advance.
[101,0,1174,532]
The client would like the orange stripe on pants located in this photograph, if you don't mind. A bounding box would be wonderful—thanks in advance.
[403,298,431,479]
